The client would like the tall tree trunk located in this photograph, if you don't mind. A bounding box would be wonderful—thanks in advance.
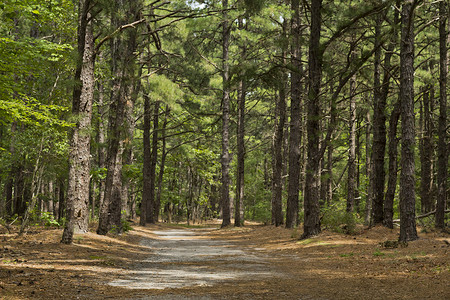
[371,12,386,224]
[140,93,152,226]
[399,0,418,242]
[384,101,400,229]
[272,84,286,227]
[150,101,160,222]
[347,54,357,213]
[97,81,106,209]
[156,106,169,223]
[435,0,448,229]
[303,0,323,238]
[272,20,288,227]
[121,79,138,219]
[355,119,361,212]
[372,3,399,225]
[61,1,94,244]
[97,0,140,235]
[220,0,231,228]
[364,111,372,225]
[235,16,246,227]
[235,76,246,227]
[420,86,433,213]
[286,0,302,229]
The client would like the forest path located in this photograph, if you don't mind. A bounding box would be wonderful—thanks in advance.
[109,227,282,294]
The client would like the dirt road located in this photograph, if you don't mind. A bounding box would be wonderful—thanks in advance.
[110,228,276,291]
[1,223,448,299]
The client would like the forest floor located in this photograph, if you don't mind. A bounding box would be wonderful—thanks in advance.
[0,220,449,300]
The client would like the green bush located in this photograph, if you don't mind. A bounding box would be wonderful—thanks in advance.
[39,212,62,227]
[321,204,359,234]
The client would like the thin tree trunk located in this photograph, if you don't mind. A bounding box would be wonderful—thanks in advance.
[156,106,169,223]
[326,143,333,205]
[97,81,106,209]
[58,179,65,223]
[399,0,418,242]
[235,75,246,227]
[141,93,152,226]
[61,1,94,244]
[20,139,45,235]
[221,0,231,228]
[435,0,448,229]
[286,0,302,229]
[384,100,400,229]
[347,53,357,213]
[371,12,386,224]
[272,19,287,226]
[272,86,286,226]
[121,86,137,219]
[150,101,160,222]
[420,86,433,213]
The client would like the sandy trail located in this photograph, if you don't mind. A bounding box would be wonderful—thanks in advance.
[109,228,278,290]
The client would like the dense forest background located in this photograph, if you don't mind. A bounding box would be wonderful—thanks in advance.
[0,0,448,243]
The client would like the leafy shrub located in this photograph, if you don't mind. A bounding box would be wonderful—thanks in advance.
[321,204,359,234]
[121,218,133,232]
[39,212,62,227]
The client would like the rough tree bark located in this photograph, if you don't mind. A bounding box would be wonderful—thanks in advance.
[286,0,302,229]
[347,45,357,213]
[384,101,400,229]
[399,0,418,242]
[303,0,323,238]
[371,12,386,224]
[235,16,246,227]
[364,111,372,225]
[419,86,434,213]
[61,0,94,244]
[435,0,448,229]
[140,93,152,226]
[272,77,286,227]
[149,101,160,223]
[221,0,231,228]
[97,0,140,235]
[235,76,246,227]
[97,81,106,210]
[156,105,169,223]
[381,2,400,227]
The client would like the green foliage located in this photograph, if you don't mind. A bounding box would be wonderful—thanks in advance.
[39,212,62,227]
[321,203,360,235]
[121,218,133,233]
